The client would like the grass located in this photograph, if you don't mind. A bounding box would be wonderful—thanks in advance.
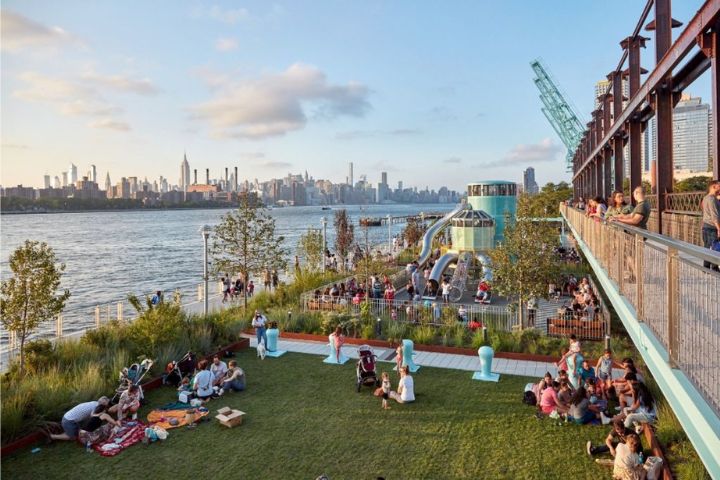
[5,349,621,480]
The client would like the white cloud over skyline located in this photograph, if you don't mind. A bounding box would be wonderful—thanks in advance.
[190,63,371,139]
[0,9,80,52]
[215,37,239,52]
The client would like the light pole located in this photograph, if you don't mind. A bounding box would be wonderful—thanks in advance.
[200,225,212,316]
[321,216,328,272]
[387,214,392,253]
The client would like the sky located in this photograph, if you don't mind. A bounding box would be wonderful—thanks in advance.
[0,1,710,191]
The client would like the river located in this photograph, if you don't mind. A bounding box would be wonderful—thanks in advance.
[0,204,454,338]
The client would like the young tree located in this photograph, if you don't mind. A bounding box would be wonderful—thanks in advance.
[488,197,561,328]
[297,227,324,272]
[402,217,426,249]
[1,240,70,375]
[334,209,354,271]
[211,197,288,307]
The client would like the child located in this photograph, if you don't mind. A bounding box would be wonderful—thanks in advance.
[395,345,403,375]
[595,349,614,398]
[178,376,191,392]
[557,334,581,369]
[390,307,397,322]
[381,372,391,410]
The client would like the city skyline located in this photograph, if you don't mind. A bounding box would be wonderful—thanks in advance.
[1,1,710,192]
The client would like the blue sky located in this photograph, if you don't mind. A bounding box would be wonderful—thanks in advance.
[0,1,709,191]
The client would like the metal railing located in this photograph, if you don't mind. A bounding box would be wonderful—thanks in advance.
[561,204,720,416]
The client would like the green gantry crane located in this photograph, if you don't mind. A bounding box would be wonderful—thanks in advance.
[530,59,586,172]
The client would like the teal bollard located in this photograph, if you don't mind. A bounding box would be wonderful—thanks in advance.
[323,333,348,364]
[263,328,286,357]
[472,346,500,382]
[401,339,420,373]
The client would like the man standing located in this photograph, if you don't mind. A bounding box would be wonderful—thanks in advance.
[701,180,720,271]
[609,186,650,230]
[252,309,267,347]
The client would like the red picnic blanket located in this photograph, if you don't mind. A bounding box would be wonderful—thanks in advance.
[92,421,147,457]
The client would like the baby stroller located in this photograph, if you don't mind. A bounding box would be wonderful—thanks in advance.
[356,345,380,392]
[163,351,197,387]
[112,358,154,404]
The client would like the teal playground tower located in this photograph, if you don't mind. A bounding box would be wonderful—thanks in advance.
[466,181,517,244]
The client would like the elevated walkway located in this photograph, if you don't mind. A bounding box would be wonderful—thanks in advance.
[560,205,720,478]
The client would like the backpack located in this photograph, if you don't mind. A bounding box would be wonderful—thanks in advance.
[523,390,537,406]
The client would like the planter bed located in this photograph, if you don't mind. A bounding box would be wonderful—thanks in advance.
[1,338,249,458]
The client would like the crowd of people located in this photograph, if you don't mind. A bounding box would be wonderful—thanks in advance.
[550,275,602,323]
[575,187,652,231]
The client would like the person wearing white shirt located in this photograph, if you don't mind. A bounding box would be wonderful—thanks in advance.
[252,310,268,347]
[210,355,228,386]
[389,366,415,404]
[193,359,215,400]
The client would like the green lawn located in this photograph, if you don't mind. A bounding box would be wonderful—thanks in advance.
[3,349,613,480]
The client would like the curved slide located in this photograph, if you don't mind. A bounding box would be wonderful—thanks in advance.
[475,253,493,282]
[424,251,459,298]
[417,204,464,268]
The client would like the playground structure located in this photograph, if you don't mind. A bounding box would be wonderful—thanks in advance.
[418,181,517,303]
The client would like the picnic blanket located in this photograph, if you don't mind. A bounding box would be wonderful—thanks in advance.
[91,421,147,457]
[146,407,209,430]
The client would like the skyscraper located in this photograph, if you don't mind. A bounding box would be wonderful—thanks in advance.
[89,165,97,183]
[105,172,111,192]
[349,162,354,187]
[181,153,191,191]
[61,171,68,187]
[53,176,61,189]
[523,167,539,194]
[43,175,51,189]
[381,171,388,186]
[68,163,78,186]
[645,95,711,173]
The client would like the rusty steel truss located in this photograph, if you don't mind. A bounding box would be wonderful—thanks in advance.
[572,0,720,235]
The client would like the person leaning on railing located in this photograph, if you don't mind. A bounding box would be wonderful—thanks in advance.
[701,180,720,271]
[607,186,650,230]
[605,191,632,220]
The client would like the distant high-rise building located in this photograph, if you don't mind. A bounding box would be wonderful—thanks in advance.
[645,94,711,173]
[398,181,403,191]
[68,163,78,186]
[349,162,354,187]
[381,171,387,186]
[53,176,61,189]
[61,171,68,187]
[89,165,97,183]
[523,167,539,194]
[181,153,190,191]
[105,172,111,193]
[43,175,51,189]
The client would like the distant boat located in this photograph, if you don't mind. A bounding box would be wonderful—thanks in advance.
[360,217,382,227]
[321,206,331,210]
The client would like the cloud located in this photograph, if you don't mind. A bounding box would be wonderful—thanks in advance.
[208,5,250,24]
[1,10,80,52]
[260,161,292,168]
[240,152,266,159]
[81,72,160,95]
[215,37,239,52]
[88,119,131,131]
[191,63,371,139]
[472,138,562,168]
[1,143,30,149]
[335,128,420,140]
[443,157,462,164]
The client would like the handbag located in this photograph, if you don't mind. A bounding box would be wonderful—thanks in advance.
[712,239,720,252]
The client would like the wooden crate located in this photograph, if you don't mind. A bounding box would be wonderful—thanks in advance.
[216,407,246,428]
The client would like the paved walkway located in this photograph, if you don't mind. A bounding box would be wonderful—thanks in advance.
[243,335,592,378]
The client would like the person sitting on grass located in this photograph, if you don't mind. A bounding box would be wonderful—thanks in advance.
[567,386,598,425]
[109,384,141,420]
[587,418,634,457]
[539,381,566,416]
[78,404,121,447]
[612,433,645,480]
[389,366,415,404]
[193,360,215,402]
[615,381,656,431]
[579,359,596,384]
[558,380,574,409]
[537,372,554,396]
[219,360,245,394]
[50,396,110,442]
[210,355,228,387]
[585,378,608,412]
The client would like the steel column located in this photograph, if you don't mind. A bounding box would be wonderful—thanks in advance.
[700,22,720,178]
[654,0,674,233]
[602,93,613,198]
[625,35,647,201]
[611,72,625,191]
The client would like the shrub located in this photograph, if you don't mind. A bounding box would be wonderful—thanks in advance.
[471,329,488,350]
[1,389,33,442]
[412,325,435,345]
[452,325,467,348]
[386,321,407,345]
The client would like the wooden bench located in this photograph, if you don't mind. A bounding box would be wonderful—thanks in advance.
[547,317,604,340]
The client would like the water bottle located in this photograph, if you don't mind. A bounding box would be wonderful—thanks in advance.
[638,452,644,464]
[85,441,92,453]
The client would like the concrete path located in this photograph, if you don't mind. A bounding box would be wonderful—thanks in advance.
[242,335,605,379]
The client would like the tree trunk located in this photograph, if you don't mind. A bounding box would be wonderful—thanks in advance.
[19,334,26,376]
[518,298,524,329]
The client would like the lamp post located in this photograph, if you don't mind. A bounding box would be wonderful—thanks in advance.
[200,225,212,316]
[321,216,328,272]
[387,214,392,253]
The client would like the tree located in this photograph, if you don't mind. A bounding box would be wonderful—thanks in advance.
[488,197,561,328]
[210,197,288,307]
[402,217,426,249]
[297,228,323,272]
[675,175,710,193]
[524,182,573,218]
[1,240,70,375]
[334,209,354,271]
